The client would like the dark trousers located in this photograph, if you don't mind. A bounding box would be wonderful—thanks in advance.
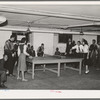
[0,71,7,84]
[6,52,14,74]
[13,52,18,67]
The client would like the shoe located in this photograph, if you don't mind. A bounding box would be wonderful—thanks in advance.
[85,70,89,74]
[6,70,9,75]
[17,77,21,80]
[9,74,16,77]
[0,84,7,89]
[22,79,28,82]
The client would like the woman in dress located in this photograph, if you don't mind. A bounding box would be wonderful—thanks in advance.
[82,39,89,74]
[17,38,29,81]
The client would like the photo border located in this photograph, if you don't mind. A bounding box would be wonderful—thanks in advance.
[0,0,100,99]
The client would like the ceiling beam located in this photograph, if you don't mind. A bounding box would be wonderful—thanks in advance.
[0,25,100,35]
[0,6,100,22]
[0,25,78,34]
[67,22,100,28]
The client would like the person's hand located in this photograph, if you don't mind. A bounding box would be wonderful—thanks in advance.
[69,50,72,54]
[12,53,14,57]
[29,56,33,59]
[87,56,89,59]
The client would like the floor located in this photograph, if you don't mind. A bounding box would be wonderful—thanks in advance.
[4,64,100,90]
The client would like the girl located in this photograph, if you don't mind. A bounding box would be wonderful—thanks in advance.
[17,38,29,81]
[82,39,89,74]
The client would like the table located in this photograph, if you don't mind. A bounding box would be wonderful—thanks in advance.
[27,55,83,79]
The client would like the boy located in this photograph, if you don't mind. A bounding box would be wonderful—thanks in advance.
[55,47,61,55]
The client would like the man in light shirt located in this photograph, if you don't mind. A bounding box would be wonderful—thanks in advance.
[70,41,83,68]
[71,41,83,54]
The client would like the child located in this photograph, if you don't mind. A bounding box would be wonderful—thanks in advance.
[37,43,44,57]
[55,47,61,55]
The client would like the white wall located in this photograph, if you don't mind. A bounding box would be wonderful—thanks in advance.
[33,33,54,55]
[31,33,98,56]
[0,31,12,59]
[53,34,97,54]
[29,33,34,45]
[73,35,97,46]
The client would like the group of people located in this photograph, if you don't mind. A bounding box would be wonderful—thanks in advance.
[55,38,100,74]
[0,34,45,88]
[0,34,100,88]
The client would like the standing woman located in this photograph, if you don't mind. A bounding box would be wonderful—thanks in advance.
[89,39,98,67]
[82,39,89,73]
[17,38,29,81]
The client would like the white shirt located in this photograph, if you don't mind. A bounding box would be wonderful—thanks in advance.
[83,44,89,53]
[72,45,83,53]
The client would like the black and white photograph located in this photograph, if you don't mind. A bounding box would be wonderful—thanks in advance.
[0,1,100,98]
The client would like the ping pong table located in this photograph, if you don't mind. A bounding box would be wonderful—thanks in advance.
[27,55,83,79]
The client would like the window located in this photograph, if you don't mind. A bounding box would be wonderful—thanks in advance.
[59,34,72,43]
[12,31,29,43]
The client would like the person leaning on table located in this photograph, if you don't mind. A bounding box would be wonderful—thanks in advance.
[71,41,84,58]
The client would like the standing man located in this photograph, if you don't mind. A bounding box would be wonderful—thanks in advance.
[65,38,72,55]
[71,41,84,57]
[4,35,15,76]
[37,43,44,57]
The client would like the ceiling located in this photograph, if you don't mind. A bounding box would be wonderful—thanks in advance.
[0,5,100,33]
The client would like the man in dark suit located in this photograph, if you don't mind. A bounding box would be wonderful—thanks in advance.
[4,35,15,76]
[0,54,8,88]
[65,38,72,55]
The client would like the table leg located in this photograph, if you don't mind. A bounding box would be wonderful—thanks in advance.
[58,62,60,77]
[43,64,46,72]
[32,63,35,79]
[79,61,82,75]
